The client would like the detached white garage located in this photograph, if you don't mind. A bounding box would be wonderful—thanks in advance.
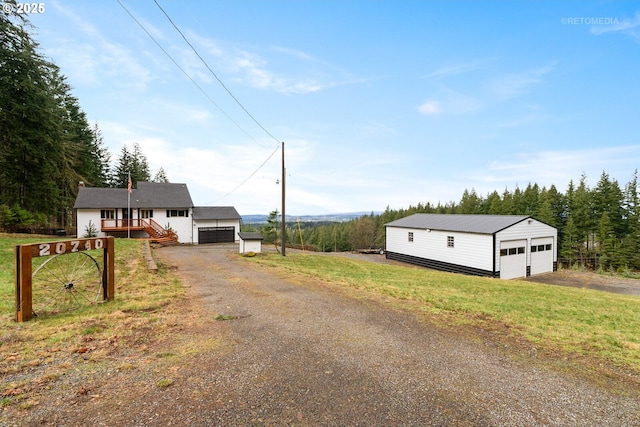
[385,214,557,279]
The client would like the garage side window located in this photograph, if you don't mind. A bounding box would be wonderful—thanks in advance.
[447,236,454,248]
[408,232,414,242]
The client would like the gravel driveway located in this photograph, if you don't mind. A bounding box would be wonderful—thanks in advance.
[144,244,639,426]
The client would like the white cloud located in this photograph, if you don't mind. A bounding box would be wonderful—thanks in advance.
[418,87,482,116]
[471,145,640,192]
[590,12,640,40]
[418,100,442,115]
[423,59,490,79]
[185,31,354,95]
[45,2,153,90]
[488,64,555,100]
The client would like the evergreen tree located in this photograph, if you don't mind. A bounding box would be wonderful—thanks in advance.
[596,212,616,270]
[560,216,579,266]
[112,142,151,188]
[86,123,112,187]
[153,167,169,183]
[0,12,60,218]
[569,175,592,253]
[485,191,502,215]
[622,170,640,269]
[458,188,482,214]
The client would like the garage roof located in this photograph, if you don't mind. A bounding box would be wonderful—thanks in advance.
[192,206,241,220]
[385,214,531,234]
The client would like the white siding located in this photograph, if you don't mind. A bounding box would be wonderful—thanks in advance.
[239,239,262,253]
[495,218,557,274]
[156,209,193,244]
[76,209,105,238]
[386,227,494,271]
[76,208,194,243]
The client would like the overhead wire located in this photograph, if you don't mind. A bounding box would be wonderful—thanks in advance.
[153,0,282,146]
[116,0,257,143]
[116,0,283,204]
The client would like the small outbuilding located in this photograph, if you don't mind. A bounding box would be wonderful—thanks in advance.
[238,232,264,254]
[385,214,557,279]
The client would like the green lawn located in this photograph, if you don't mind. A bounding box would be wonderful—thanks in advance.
[247,252,640,372]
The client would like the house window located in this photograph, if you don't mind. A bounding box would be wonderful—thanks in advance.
[140,209,153,219]
[408,232,414,242]
[447,236,454,248]
[100,209,115,219]
[167,209,188,217]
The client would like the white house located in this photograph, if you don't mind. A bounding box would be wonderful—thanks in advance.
[385,214,557,280]
[73,182,241,244]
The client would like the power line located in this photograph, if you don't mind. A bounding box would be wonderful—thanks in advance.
[208,143,281,205]
[115,0,256,142]
[116,0,284,203]
[153,0,281,145]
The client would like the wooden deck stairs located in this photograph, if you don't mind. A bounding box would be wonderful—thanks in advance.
[143,220,179,246]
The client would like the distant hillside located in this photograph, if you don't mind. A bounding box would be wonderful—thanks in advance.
[242,212,378,224]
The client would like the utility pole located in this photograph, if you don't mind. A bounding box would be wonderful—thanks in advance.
[281,142,286,256]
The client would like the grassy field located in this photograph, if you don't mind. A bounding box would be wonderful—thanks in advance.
[2,233,639,408]
[247,252,640,373]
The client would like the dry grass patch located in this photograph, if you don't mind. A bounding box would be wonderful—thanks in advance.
[0,235,192,412]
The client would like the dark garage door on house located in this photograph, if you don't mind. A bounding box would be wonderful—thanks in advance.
[198,227,235,244]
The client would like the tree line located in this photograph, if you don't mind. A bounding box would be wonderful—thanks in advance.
[0,13,166,232]
[256,170,640,272]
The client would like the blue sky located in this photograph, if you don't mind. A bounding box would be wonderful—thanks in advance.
[27,1,640,215]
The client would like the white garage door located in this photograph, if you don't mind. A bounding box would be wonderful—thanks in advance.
[500,240,526,280]
[530,237,554,276]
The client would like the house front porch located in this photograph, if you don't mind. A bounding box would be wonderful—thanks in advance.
[100,219,178,245]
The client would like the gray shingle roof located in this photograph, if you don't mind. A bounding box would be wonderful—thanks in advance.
[192,206,241,220]
[73,182,194,209]
[385,214,531,234]
[238,232,264,240]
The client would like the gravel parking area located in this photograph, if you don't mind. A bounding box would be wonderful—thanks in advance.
[7,244,639,426]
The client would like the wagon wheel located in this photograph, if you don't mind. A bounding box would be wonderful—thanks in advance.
[31,252,103,317]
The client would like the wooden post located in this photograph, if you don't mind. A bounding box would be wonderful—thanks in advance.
[15,245,33,322]
[104,236,115,301]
